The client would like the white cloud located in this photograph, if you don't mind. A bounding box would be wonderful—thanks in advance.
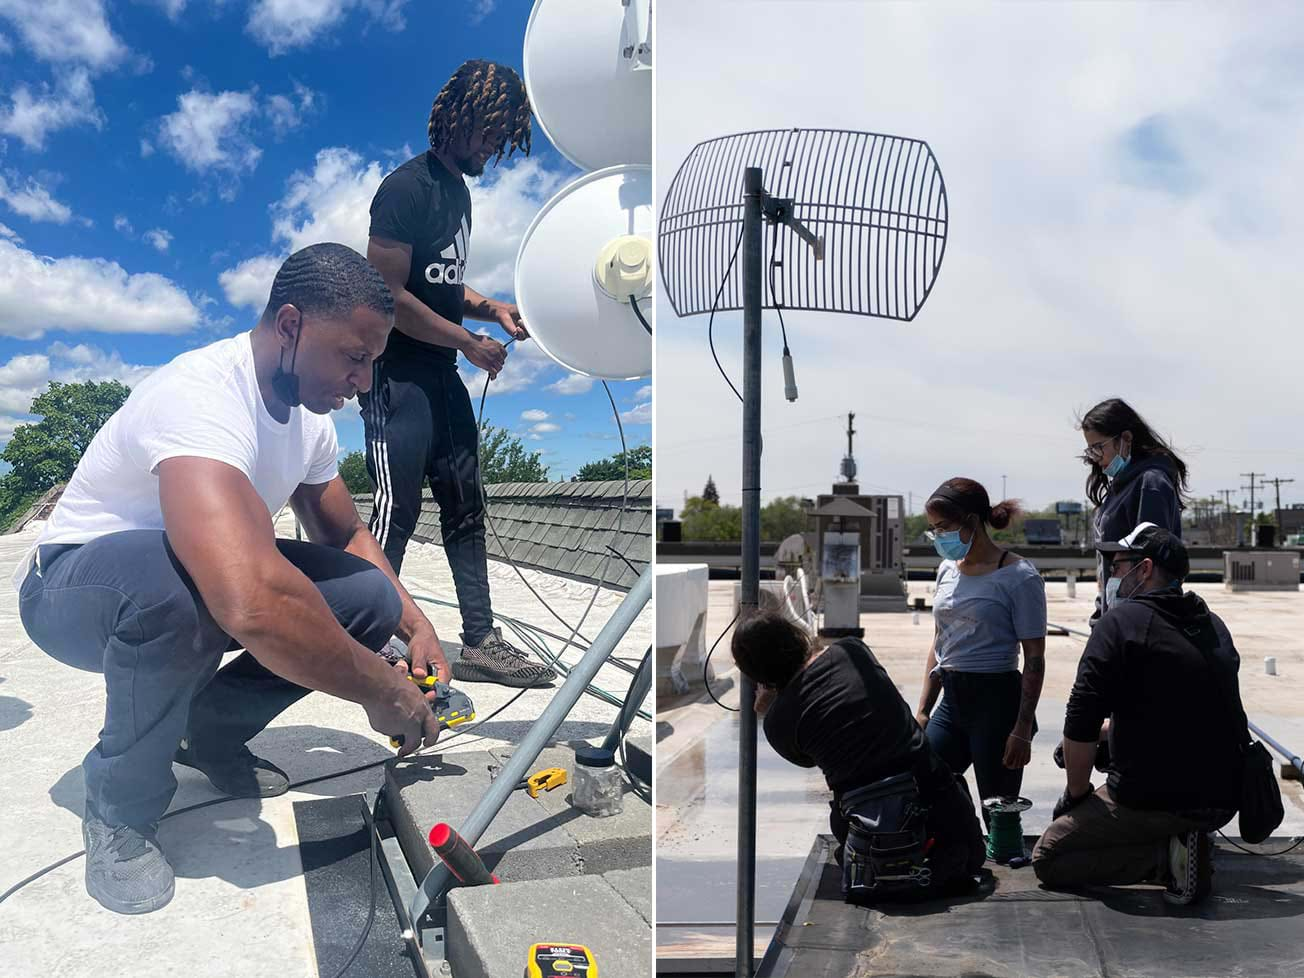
[633,384,651,401]
[467,0,495,25]
[140,138,155,157]
[143,228,173,252]
[113,214,133,234]
[521,408,549,422]
[621,401,651,425]
[0,238,201,338]
[246,0,408,56]
[218,254,281,312]
[545,373,595,395]
[265,82,318,131]
[465,157,570,298]
[654,2,1304,509]
[0,222,22,243]
[0,342,155,416]
[0,174,73,224]
[157,89,262,178]
[531,421,560,434]
[142,0,186,20]
[0,0,128,69]
[0,68,103,151]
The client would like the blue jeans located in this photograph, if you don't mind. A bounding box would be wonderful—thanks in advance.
[19,530,402,828]
[926,669,1033,817]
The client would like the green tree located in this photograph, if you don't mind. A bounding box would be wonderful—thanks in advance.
[760,495,809,541]
[479,423,549,484]
[1,381,132,494]
[702,475,720,505]
[572,444,651,481]
[681,495,742,541]
[339,450,371,495]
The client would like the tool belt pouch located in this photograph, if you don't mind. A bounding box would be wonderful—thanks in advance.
[839,772,931,901]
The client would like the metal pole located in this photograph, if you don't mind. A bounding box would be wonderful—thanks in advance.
[408,566,653,927]
[736,165,764,978]
[1248,719,1304,776]
[601,647,652,753]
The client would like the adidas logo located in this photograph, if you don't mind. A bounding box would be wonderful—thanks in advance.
[425,261,463,285]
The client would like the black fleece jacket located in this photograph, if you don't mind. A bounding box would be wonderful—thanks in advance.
[1065,589,1245,812]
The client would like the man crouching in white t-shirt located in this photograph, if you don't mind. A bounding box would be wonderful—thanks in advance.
[16,243,452,916]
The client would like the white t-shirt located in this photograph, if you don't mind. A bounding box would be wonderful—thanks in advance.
[16,331,339,584]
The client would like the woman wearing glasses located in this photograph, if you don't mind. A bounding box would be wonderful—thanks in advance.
[1079,398,1188,619]
[915,478,1047,863]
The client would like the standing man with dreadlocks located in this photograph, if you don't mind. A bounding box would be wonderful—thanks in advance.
[362,60,555,688]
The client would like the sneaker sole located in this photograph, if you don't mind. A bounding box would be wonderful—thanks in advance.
[452,660,556,688]
[86,875,175,915]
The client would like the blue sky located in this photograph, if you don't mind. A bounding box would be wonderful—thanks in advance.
[0,0,649,480]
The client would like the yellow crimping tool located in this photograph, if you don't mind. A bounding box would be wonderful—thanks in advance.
[518,767,568,799]
[389,675,476,749]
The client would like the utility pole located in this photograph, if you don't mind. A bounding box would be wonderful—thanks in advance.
[1217,489,1236,547]
[1266,477,1295,521]
[1002,474,1007,500]
[1242,472,1266,516]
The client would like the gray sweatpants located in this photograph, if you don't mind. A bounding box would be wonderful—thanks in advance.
[19,530,402,828]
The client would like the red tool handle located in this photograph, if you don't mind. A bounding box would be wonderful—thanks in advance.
[428,823,500,886]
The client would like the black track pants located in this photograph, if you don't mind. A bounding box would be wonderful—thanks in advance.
[360,356,493,644]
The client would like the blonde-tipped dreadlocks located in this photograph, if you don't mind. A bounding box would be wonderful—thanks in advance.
[428,60,532,166]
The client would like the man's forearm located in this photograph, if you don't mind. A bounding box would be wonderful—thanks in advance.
[343,524,436,643]
[1062,737,1098,796]
[394,288,473,349]
[225,559,395,705]
[463,285,500,322]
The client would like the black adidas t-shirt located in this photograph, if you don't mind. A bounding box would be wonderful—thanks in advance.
[369,151,472,364]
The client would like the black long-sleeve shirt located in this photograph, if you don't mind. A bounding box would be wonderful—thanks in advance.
[1065,589,1244,811]
[763,638,941,797]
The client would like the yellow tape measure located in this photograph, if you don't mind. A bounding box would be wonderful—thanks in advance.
[525,943,596,977]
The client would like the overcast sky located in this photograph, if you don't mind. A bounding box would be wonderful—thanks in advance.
[655,1,1304,517]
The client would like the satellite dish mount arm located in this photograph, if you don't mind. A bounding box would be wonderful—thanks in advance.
[761,196,825,262]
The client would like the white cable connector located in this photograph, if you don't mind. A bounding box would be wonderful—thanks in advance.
[782,349,798,402]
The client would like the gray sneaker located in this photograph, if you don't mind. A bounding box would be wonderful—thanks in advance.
[82,803,175,915]
[454,628,557,688]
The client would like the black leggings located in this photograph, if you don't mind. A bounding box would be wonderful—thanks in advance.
[926,670,1032,815]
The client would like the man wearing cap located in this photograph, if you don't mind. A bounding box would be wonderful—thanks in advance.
[1032,523,1246,905]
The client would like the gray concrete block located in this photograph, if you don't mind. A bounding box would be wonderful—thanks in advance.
[487,745,652,875]
[385,752,583,886]
[385,745,651,889]
[603,867,652,924]
[447,876,651,978]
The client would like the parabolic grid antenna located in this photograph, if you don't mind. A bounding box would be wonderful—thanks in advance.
[515,164,653,380]
[524,0,652,171]
[659,128,948,320]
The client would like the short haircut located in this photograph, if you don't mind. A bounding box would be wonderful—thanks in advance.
[731,609,812,689]
[262,243,394,324]
[428,59,531,165]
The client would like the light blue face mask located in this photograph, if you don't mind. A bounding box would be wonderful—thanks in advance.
[1103,449,1130,480]
[1104,564,1140,609]
[931,528,973,562]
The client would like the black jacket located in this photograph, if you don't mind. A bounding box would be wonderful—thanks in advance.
[1093,455,1182,619]
[763,639,947,798]
[1064,589,1245,812]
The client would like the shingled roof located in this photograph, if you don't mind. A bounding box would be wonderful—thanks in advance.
[353,479,652,591]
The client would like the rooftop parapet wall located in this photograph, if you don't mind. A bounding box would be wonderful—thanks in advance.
[353,479,652,590]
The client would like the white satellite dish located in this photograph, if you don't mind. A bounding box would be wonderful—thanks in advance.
[515,164,652,380]
[523,0,652,171]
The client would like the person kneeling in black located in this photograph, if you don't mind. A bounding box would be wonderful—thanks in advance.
[734,610,985,902]
[1032,523,1243,905]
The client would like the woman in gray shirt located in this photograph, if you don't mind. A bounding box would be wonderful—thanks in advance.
[915,479,1048,861]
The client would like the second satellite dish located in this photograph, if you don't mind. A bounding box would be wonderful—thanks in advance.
[524,0,652,171]
[515,164,652,380]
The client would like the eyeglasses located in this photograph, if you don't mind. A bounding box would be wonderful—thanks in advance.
[1083,436,1117,462]
[924,522,960,541]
